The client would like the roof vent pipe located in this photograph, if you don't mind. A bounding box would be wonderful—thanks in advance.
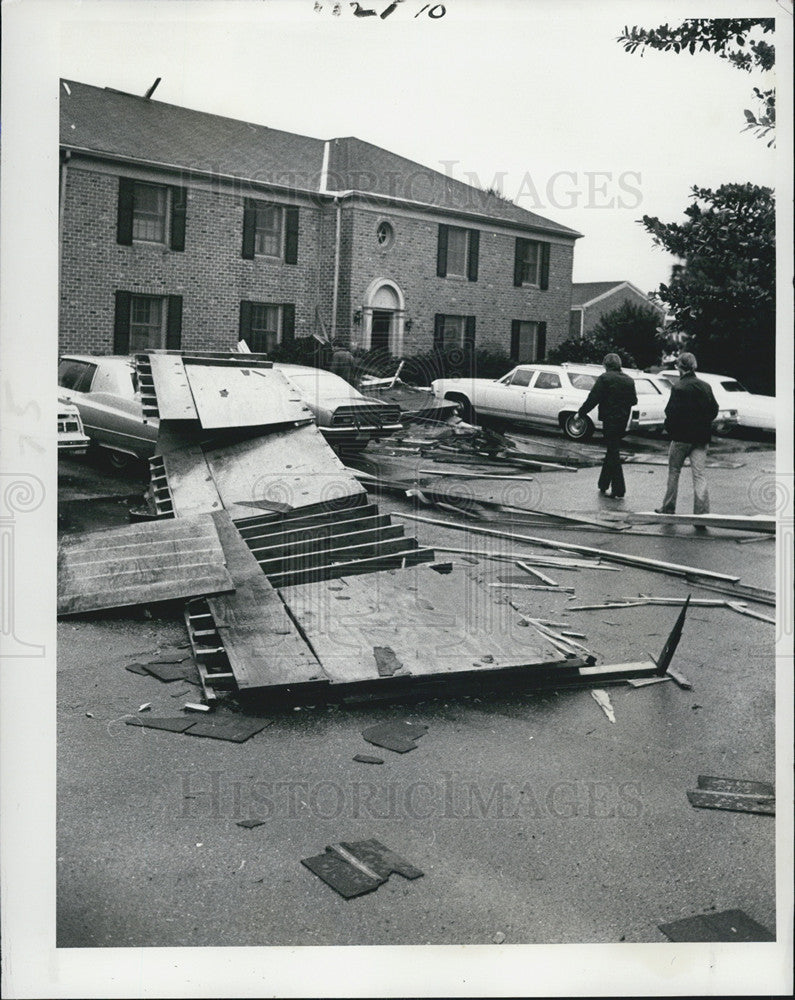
[143,78,161,100]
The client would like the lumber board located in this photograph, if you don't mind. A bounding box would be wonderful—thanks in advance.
[686,790,775,815]
[148,353,199,420]
[392,511,741,584]
[236,501,376,537]
[204,424,365,517]
[184,362,314,429]
[629,511,775,534]
[250,524,405,562]
[160,445,224,518]
[57,515,234,615]
[206,511,327,690]
[280,564,567,684]
[243,513,391,548]
[266,545,435,587]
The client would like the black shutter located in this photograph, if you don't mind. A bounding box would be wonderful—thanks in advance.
[170,187,187,251]
[281,303,295,342]
[513,237,524,287]
[467,229,479,282]
[113,290,131,353]
[433,313,445,348]
[464,315,476,349]
[284,207,299,264]
[539,242,550,290]
[536,321,547,361]
[510,320,520,360]
[239,301,253,343]
[242,198,257,259]
[436,225,449,277]
[117,178,134,245]
[166,295,183,350]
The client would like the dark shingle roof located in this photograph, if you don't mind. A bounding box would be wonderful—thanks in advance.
[60,79,580,237]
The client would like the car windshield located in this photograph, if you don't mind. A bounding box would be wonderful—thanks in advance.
[720,380,748,393]
[568,373,596,391]
[634,379,661,395]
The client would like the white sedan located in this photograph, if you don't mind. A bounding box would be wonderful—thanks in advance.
[431,363,670,440]
[658,370,775,433]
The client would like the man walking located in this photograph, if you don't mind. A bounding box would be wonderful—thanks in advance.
[577,353,638,499]
[656,351,719,515]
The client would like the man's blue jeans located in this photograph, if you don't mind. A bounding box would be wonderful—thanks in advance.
[660,440,710,514]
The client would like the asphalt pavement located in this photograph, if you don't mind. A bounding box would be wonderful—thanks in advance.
[56,431,778,947]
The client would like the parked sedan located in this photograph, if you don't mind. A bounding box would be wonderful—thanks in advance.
[657,370,775,433]
[57,396,90,456]
[58,354,402,464]
[273,364,402,451]
[431,363,670,440]
[58,355,156,467]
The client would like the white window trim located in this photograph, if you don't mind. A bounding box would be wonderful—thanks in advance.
[132,182,170,246]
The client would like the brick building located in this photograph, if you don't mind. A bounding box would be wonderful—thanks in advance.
[59,79,581,364]
[569,281,665,339]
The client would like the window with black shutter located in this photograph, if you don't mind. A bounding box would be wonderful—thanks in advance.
[513,238,550,287]
[239,300,294,353]
[241,199,299,262]
[117,179,181,248]
[114,291,179,352]
[510,320,546,363]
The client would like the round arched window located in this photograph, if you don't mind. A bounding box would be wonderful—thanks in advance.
[376,220,394,249]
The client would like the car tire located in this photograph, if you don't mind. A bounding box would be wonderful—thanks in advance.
[562,413,594,441]
[107,449,134,471]
[446,394,476,424]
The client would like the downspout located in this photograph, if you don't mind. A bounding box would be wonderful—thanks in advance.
[59,150,71,282]
[330,196,341,342]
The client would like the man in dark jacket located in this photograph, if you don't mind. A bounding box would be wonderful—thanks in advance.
[656,351,719,514]
[577,353,638,499]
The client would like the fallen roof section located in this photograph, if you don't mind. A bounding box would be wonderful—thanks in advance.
[57,514,234,616]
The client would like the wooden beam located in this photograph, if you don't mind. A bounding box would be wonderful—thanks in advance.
[628,511,775,534]
[391,512,741,583]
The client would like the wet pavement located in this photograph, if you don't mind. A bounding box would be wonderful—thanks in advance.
[56,429,778,947]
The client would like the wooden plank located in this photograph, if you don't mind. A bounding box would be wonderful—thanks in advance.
[686,790,775,816]
[184,363,314,430]
[418,469,537,482]
[250,524,405,561]
[160,445,224,518]
[236,501,377,538]
[697,776,774,796]
[392,512,741,584]
[206,511,328,690]
[280,564,566,684]
[204,424,365,516]
[148,353,199,420]
[57,515,233,615]
[629,511,775,534]
[243,513,391,548]
[268,546,435,588]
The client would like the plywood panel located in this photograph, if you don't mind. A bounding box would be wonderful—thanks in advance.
[58,515,234,615]
[184,363,314,429]
[161,445,224,518]
[148,354,199,420]
[204,424,365,516]
[206,511,327,690]
[280,564,564,684]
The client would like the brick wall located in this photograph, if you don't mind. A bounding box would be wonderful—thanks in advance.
[60,159,577,361]
[342,204,575,358]
[59,162,324,353]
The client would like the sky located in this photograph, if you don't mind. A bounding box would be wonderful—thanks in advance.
[54,0,779,295]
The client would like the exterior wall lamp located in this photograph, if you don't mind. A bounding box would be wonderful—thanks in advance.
[353,309,362,325]
[404,318,413,332]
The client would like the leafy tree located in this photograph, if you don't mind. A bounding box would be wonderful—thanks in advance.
[548,301,664,370]
[618,19,775,144]
[641,183,775,393]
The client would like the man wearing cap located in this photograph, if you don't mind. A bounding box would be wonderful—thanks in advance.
[656,351,719,516]
[577,353,638,499]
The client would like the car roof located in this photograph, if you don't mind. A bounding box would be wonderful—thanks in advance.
[60,354,134,367]
[514,363,660,380]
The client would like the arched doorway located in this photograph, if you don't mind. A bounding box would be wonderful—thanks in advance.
[360,279,406,355]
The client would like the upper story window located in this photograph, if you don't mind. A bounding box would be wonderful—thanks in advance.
[254,205,283,257]
[117,178,187,251]
[437,224,479,281]
[242,199,299,263]
[513,238,550,289]
[376,220,394,249]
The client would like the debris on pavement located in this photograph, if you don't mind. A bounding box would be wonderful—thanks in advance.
[658,909,774,942]
[125,716,197,733]
[138,703,151,712]
[353,754,385,765]
[590,689,616,723]
[183,717,271,742]
[686,776,775,815]
[362,721,428,753]
[183,702,211,713]
[301,838,424,898]
[628,511,774,534]
[236,819,267,829]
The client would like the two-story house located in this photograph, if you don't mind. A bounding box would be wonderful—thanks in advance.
[59,79,582,365]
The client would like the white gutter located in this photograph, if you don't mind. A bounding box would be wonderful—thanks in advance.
[319,140,330,194]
